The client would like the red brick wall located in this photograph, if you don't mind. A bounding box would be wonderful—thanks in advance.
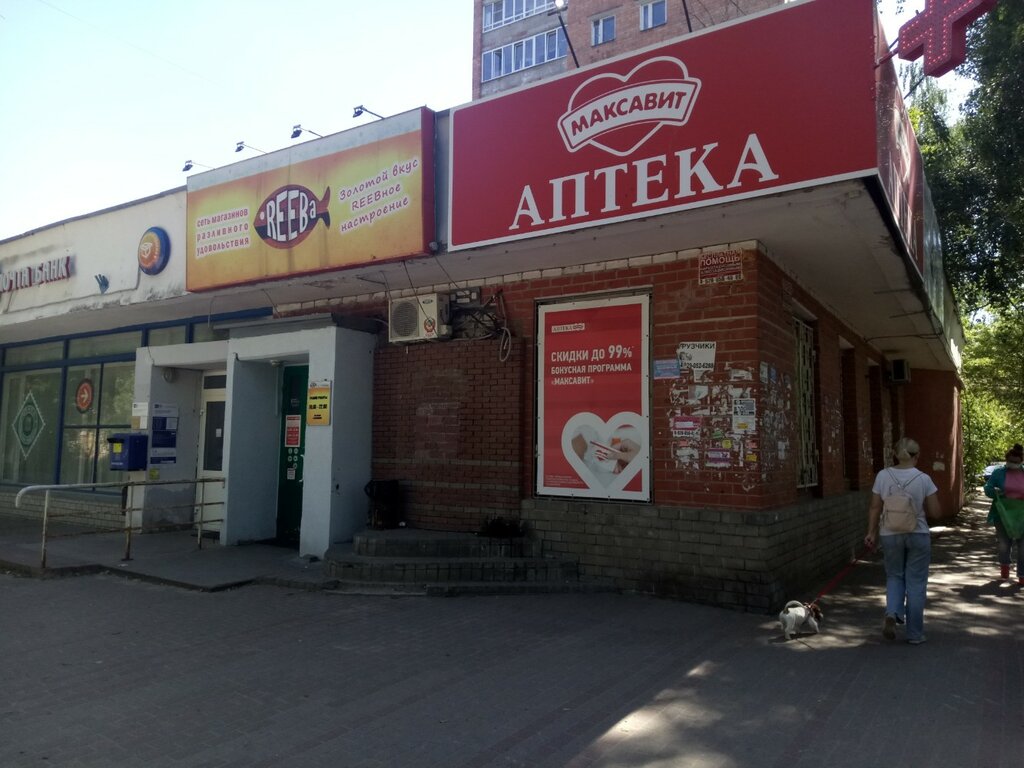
[371,338,525,530]
[340,245,931,532]
[750,258,893,501]
[841,348,882,491]
[902,368,963,522]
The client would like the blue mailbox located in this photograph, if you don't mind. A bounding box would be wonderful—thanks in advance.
[107,433,148,471]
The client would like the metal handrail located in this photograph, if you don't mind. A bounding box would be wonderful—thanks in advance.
[15,477,226,569]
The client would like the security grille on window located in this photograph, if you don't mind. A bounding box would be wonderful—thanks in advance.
[482,28,568,81]
[592,15,615,45]
[640,0,667,30]
[794,317,819,488]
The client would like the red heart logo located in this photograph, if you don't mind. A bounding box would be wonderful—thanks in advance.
[558,56,701,157]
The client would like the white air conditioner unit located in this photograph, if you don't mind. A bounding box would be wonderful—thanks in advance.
[388,293,451,343]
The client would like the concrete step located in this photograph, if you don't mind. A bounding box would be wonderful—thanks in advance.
[324,550,579,584]
[326,580,615,597]
[351,528,540,558]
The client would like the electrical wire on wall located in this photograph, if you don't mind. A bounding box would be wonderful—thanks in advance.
[429,253,513,361]
[402,260,429,319]
[496,291,512,362]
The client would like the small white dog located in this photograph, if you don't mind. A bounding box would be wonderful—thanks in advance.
[779,601,823,640]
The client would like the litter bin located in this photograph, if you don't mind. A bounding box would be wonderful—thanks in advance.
[107,433,148,471]
[365,480,403,529]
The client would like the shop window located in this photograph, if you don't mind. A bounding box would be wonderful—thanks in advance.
[147,326,187,347]
[68,331,141,359]
[99,363,134,424]
[191,322,229,343]
[59,362,133,486]
[4,341,64,366]
[0,369,62,485]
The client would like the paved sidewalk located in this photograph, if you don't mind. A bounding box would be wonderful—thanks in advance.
[0,496,1021,767]
[0,512,328,590]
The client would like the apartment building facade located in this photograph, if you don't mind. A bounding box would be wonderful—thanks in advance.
[473,0,785,98]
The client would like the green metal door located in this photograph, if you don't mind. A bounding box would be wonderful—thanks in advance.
[276,365,308,545]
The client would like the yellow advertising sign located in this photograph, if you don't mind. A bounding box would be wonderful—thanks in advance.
[186,109,434,291]
[307,381,331,426]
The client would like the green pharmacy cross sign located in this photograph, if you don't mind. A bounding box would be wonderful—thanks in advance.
[12,392,45,459]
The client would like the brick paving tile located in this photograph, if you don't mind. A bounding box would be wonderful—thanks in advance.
[1,497,1022,767]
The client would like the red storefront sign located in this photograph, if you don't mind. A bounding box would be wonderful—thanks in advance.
[449,0,876,250]
[536,295,649,501]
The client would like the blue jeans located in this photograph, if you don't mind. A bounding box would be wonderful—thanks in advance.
[881,533,931,641]
[994,520,1024,577]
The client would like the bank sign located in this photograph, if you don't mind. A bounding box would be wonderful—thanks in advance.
[448,0,877,250]
[186,108,434,291]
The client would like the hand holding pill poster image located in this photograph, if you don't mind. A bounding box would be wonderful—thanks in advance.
[536,295,650,501]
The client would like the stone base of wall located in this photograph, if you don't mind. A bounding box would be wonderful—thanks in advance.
[522,493,868,613]
[0,486,124,529]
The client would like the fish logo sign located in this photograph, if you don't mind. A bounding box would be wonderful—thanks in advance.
[254,185,331,248]
[558,57,701,158]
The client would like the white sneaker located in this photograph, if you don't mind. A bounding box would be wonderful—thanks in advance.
[907,636,927,645]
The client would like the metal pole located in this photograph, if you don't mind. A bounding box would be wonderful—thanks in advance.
[40,490,51,570]
[122,484,133,561]
[555,11,579,68]
[682,0,693,33]
[197,480,205,550]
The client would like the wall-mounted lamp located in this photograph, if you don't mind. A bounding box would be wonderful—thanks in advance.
[549,0,579,68]
[162,367,178,383]
[290,124,323,139]
[94,274,109,293]
[352,105,384,120]
[235,141,266,154]
[181,160,213,172]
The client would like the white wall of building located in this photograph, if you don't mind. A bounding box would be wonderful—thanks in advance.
[225,321,377,557]
[0,190,187,343]
[131,341,228,528]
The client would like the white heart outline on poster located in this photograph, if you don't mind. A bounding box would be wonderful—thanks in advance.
[561,411,647,494]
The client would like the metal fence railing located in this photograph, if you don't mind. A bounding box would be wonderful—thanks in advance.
[15,477,225,569]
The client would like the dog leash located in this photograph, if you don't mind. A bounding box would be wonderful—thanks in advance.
[809,544,874,605]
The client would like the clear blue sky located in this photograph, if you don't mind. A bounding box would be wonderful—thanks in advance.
[0,1,968,242]
[0,0,474,241]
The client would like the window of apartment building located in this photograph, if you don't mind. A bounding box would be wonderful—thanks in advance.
[592,15,615,45]
[482,27,568,81]
[483,0,556,32]
[640,0,667,30]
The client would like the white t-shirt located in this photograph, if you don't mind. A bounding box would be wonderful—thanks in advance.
[872,467,938,535]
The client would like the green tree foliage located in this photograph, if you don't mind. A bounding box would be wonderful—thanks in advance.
[960,315,1019,480]
[912,4,1024,313]
[907,5,1024,481]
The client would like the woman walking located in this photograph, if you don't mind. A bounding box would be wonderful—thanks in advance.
[983,443,1024,584]
[864,438,940,645]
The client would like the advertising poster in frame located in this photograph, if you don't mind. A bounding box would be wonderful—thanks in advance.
[536,294,649,501]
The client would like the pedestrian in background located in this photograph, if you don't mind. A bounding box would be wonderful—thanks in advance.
[864,437,940,645]
[983,443,1024,584]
